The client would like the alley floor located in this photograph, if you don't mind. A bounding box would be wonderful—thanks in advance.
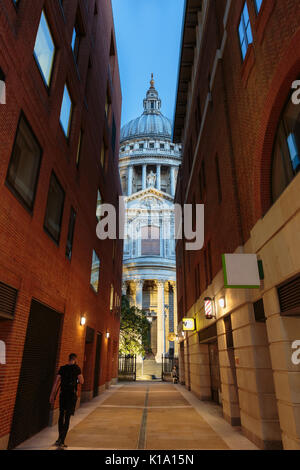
[16,382,258,450]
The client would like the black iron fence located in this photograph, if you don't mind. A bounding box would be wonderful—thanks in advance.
[118,355,136,381]
[161,355,179,382]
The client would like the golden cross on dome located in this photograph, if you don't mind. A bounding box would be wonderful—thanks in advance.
[150,73,155,88]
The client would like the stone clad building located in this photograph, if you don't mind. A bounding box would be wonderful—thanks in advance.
[119,76,181,368]
[174,0,300,450]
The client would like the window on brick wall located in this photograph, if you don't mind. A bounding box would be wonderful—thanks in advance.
[110,284,114,310]
[71,9,85,65]
[65,206,76,260]
[100,139,107,168]
[6,114,42,212]
[96,189,102,222]
[238,2,253,60]
[60,84,73,138]
[34,10,56,87]
[76,129,83,167]
[109,32,116,77]
[90,250,100,293]
[272,97,300,202]
[105,87,111,121]
[195,95,201,134]
[0,67,5,104]
[44,172,65,244]
[84,57,92,106]
[254,0,263,14]
[112,115,116,154]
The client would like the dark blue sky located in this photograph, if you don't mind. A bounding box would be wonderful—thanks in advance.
[111,0,185,128]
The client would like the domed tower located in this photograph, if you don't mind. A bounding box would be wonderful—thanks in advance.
[119,76,182,369]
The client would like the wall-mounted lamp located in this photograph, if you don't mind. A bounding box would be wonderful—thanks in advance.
[106,331,110,339]
[80,315,86,326]
[218,296,226,309]
[204,297,216,320]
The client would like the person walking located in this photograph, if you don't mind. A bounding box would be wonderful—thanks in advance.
[172,365,179,384]
[50,353,84,448]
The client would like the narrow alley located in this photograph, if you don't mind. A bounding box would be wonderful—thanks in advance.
[16,382,257,451]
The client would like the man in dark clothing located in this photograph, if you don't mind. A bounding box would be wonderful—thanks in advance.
[50,353,84,448]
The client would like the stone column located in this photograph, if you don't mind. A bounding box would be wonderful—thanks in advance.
[128,165,133,196]
[142,164,147,190]
[135,279,144,310]
[170,281,178,355]
[170,166,176,197]
[156,280,165,362]
[156,164,161,191]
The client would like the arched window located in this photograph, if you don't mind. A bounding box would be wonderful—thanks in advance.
[141,226,160,256]
[272,97,300,202]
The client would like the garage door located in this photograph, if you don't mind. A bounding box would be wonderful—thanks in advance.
[8,299,62,449]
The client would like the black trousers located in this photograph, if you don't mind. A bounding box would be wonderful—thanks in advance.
[58,409,72,443]
[58,392,77,443]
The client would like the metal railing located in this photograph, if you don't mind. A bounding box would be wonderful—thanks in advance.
[118,355,136,381]
[161,355,179,382]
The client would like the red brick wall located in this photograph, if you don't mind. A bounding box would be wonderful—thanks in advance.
[176,0,300,315]
[0,0,122,442]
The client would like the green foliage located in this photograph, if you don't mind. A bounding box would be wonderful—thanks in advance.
[119,295,151,356]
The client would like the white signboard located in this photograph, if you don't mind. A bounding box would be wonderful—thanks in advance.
[222,254,260,289]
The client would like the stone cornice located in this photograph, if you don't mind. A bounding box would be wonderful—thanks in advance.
[125,186,174,203]
[119,154,181,165]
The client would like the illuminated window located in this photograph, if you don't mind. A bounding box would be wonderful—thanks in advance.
[34,10,55,86]
[110,285,114,310]
[271,98,300,202]
[96,189,102,221]
[90,250,100,292]
[238,2,253,60]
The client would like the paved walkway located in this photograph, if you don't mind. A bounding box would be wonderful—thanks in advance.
[17,382,258,450]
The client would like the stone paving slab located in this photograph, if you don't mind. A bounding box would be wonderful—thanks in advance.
[66,407,143,449]
[101,391,146,407]
[147,391,190,407]
[145,408,229,450]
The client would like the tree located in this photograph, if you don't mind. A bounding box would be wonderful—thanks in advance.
[119,295,151,356]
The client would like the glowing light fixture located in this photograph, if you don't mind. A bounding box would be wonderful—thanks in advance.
[80,315,86,326]
[219,297,226,309]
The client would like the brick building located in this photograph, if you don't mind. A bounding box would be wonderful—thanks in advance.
[174,0,300,450]
[0,0,122,449]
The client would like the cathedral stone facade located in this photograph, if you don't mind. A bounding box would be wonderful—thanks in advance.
[119,76,181,364]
